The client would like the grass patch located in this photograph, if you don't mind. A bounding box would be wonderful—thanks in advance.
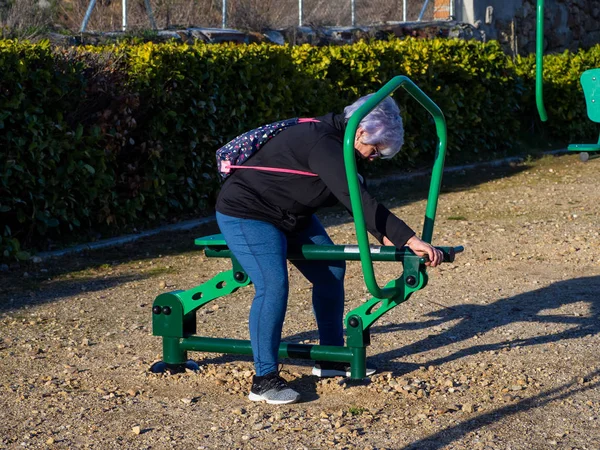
[348,406,367,416]
[144,266,177,277]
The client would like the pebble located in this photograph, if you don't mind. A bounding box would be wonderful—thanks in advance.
[462,403,474,413]
[132,425,141,435]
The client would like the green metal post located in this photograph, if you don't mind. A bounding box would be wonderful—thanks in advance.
[346,314,368,379]
[350,347,367,379]
[343,76,447,299]
[163,337,187,365]
[536,0,548,122]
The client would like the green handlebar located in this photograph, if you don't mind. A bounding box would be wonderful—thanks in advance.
[343,76,447,299]
[536,0,548,122]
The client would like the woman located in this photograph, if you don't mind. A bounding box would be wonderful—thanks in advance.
[215,94,443,404]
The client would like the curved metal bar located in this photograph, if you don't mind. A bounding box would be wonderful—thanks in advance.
[536,0,548,122]
[343,76,447,299]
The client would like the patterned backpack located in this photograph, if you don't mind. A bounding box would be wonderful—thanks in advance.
[216,118,320,180]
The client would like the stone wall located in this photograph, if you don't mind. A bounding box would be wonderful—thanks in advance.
[470,0,600,55]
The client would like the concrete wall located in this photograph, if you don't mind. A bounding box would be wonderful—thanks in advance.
[454,0,600,55]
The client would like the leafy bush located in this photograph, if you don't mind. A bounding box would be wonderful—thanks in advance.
[0,41,116,259]
[1,38,598,259]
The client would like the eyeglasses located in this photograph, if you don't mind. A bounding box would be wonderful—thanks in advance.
[368,145,383,160]
[356,138,384,160]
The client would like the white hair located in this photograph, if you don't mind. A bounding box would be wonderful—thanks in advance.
[343,94,404,159]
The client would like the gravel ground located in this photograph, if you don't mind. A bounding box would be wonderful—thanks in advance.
[0,153,599,450]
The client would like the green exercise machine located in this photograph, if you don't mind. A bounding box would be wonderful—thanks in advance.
[150,76,464,379]
[536,0,600,162]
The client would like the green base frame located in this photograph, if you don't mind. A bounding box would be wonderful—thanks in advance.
[151,238,462,379]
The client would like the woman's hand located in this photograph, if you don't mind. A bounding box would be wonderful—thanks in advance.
[382,235,443,267]
[406,235,443,267]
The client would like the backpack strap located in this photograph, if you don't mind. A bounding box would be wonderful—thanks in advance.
[220,160,318,177]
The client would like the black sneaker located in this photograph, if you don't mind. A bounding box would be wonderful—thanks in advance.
[312,361,377,378]
[248,372,301,405]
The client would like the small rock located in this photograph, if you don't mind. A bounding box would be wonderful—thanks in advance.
[232,407,245,415]
[462,403,474,413]
[181,398,193,404]
[132,425,141,435]
[46,437,55,444]
[159,281,167,289]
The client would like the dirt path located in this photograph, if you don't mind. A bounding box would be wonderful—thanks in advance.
[1,154,599,450]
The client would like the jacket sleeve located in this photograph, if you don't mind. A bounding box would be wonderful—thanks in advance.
[307,135,416,247]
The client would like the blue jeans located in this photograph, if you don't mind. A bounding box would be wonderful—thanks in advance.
[216,212,346,376]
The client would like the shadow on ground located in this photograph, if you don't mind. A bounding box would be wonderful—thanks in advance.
[199,275,599,365]
[403,367,600,450]
[277,275,600,374]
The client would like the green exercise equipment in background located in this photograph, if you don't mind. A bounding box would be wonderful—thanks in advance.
[536,0,600,162]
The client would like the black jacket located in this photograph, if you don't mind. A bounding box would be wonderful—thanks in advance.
[215,112,415,247]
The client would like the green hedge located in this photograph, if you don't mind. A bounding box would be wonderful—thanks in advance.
[0,38,598,259]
